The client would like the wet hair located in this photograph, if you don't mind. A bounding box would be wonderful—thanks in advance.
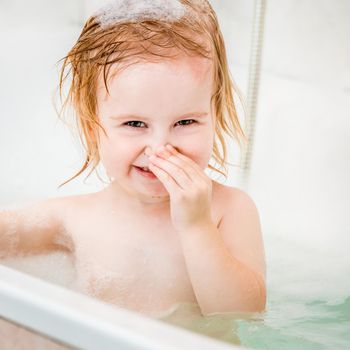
[55,0,247,188]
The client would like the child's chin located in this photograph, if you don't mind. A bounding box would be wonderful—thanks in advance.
[143,185,168,196]
[138,184,169,197]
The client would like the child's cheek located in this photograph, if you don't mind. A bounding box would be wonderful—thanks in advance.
[176,132,214,170]
[98,135,130,175]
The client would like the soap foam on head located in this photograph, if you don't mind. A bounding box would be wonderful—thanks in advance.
[94,0,189,28]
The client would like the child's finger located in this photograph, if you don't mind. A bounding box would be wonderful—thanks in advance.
[148,163,182,193]
[165,144,209,181]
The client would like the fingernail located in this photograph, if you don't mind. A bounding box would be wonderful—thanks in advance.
[162,150,171,158]
[166,144,175,152]
[145,148,151,156]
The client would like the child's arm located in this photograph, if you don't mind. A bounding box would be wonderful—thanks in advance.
[147,145,266,315]
[0,198,71,258]
[176,189,266,316]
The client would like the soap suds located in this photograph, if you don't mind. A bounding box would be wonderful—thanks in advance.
[94,0,202,28]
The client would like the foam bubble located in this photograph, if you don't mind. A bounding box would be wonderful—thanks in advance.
[94,0,188,28]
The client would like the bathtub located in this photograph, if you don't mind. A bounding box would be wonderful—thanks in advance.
[0,252,246,350]
[1,231,349,350]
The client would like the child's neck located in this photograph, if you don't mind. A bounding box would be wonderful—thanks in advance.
[103,182,171,213]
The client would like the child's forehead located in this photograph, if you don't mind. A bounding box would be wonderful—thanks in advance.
[95,56,214,114]
[172,55,213,80]
[97,55,213,92]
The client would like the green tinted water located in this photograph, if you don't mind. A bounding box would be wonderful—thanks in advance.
[158,234,350,349]
[159,296,350,349]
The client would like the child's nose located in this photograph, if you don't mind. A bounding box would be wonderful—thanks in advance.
[144,144,171,157]
[144,146,152,157]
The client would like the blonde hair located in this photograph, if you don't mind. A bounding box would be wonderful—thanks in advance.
[55,0,247,188]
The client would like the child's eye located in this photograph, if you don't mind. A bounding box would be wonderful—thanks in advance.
[124,121,146,128]
[123,119,197,129]
[176,119,197,127]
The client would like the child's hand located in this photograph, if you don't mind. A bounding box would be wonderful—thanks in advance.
[148,145,213,232]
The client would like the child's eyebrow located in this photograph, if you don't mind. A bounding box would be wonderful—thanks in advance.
[109,112,208,121]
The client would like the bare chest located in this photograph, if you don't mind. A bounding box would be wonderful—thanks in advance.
[67,213,200,315]
[63,182,226,316]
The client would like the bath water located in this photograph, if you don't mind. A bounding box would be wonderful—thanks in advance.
[1,233,349,350]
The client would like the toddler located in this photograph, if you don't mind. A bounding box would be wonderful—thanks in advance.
[0,0,266,317]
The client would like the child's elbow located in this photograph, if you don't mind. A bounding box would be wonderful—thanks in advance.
[256,282,267,312]
[252,273,266,312]
[240,275,267,313]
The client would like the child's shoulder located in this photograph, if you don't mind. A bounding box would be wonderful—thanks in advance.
[212,180,257,210]
[49,191,99,209]
[41,192,100,248]
[38,192,99,228]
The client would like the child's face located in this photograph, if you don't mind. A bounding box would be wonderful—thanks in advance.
[96,56,215,205]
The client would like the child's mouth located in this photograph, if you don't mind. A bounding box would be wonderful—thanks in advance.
[134,166,157,180]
